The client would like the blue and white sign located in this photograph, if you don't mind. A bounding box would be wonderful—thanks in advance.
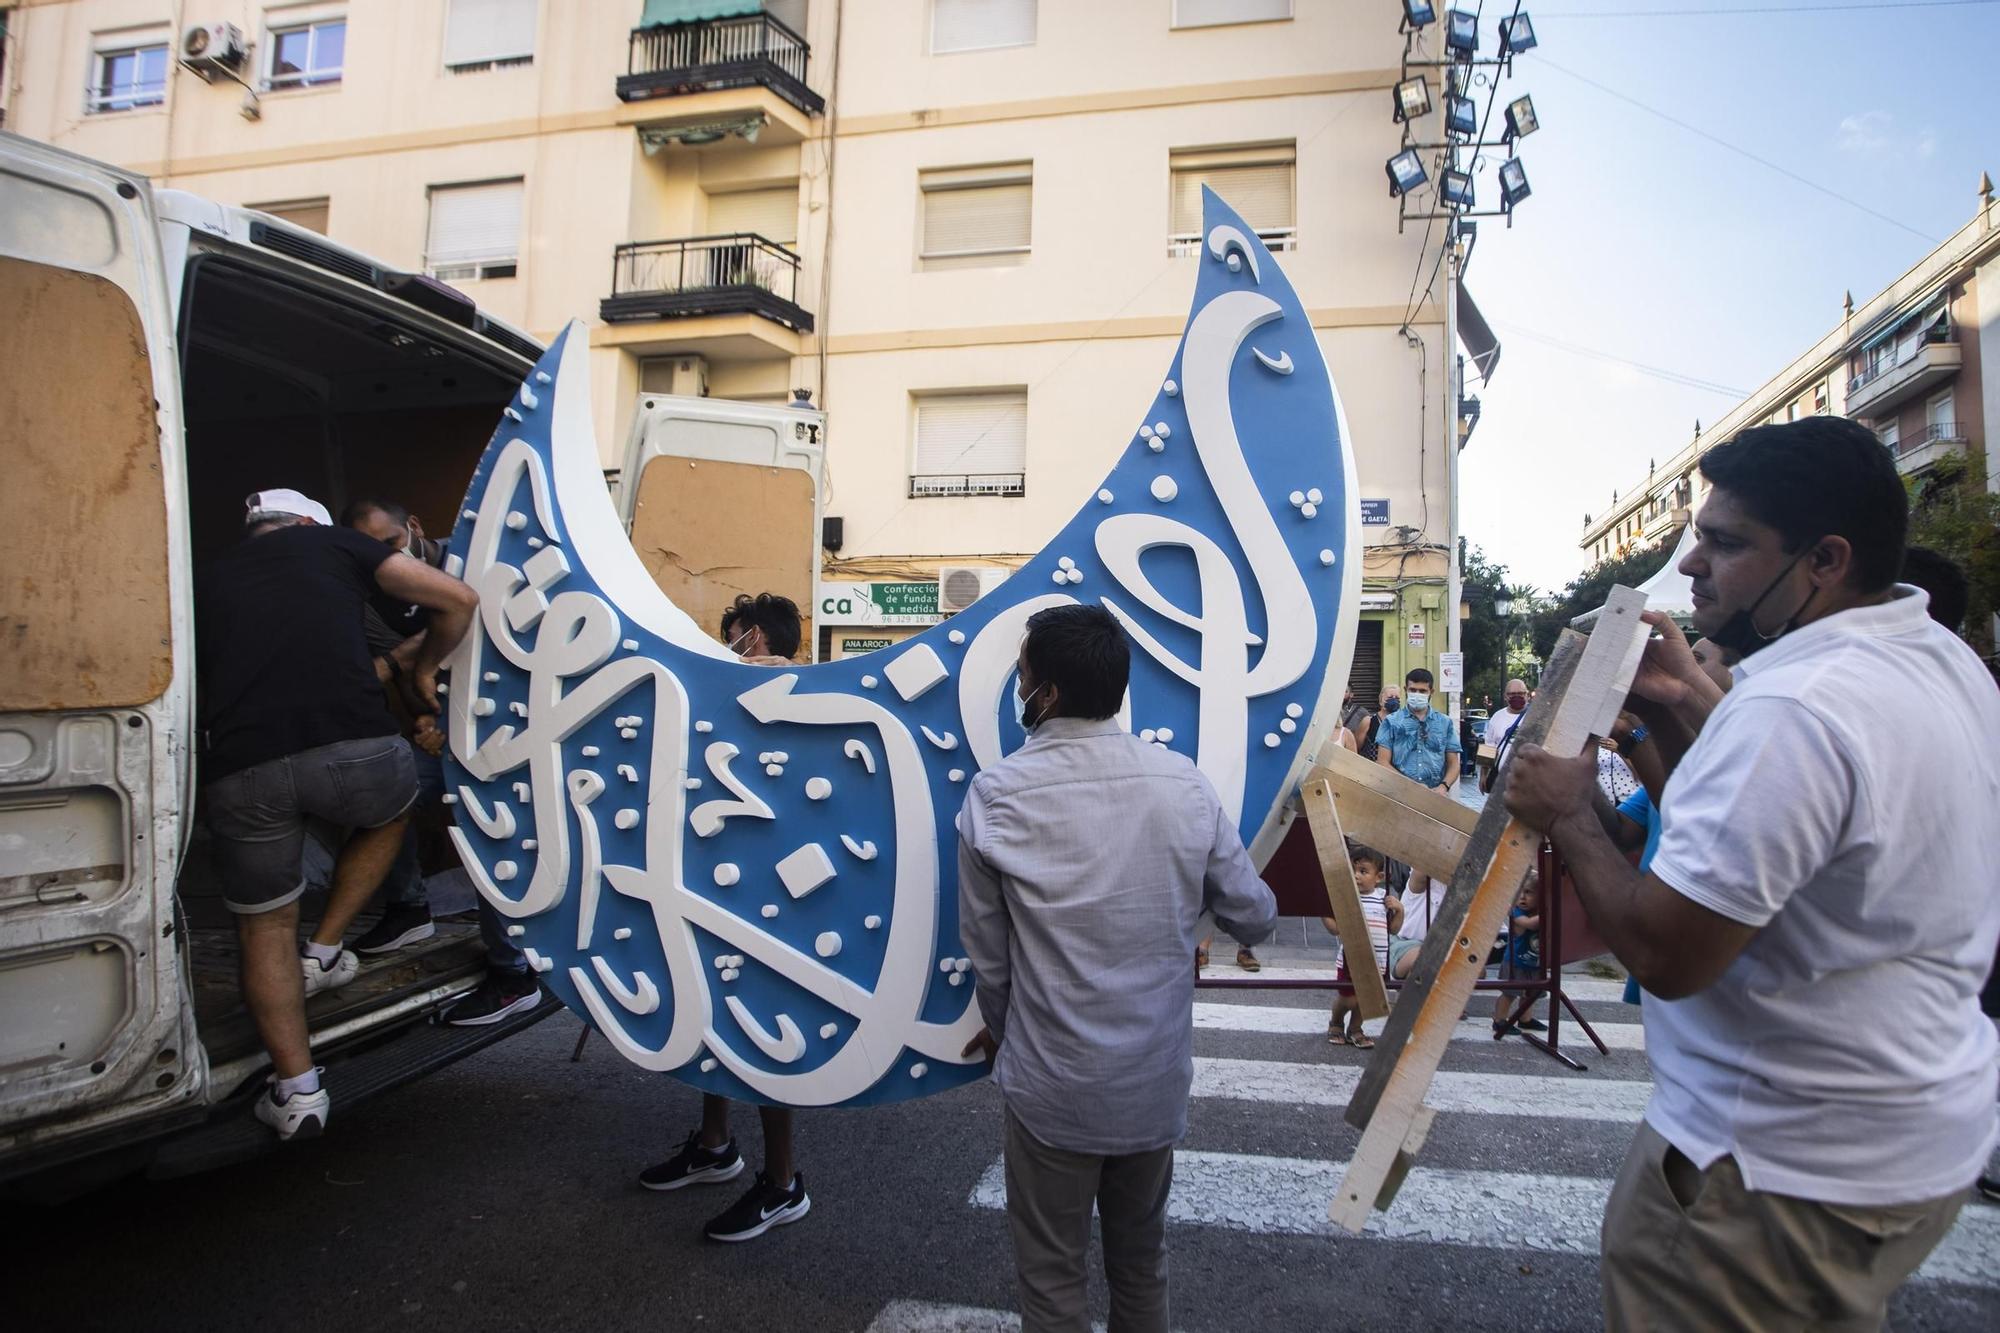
[439,191,1360,1109]
[1360,498,1392,525]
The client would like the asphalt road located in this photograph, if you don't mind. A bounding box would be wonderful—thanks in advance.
[14,932,2000,1333]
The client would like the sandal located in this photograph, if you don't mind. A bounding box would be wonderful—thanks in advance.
[1327,1029,1350,1046]
[1351,1033,1376,1050]
[1236,948,1261,972]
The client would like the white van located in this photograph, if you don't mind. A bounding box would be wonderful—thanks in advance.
[0,133,543,1191]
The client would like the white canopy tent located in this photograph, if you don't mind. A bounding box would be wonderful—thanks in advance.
[1571,524,1697,629]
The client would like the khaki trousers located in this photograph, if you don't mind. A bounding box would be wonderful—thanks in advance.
[1003,1108,1174,1333]
[1601,1121,1967,1332]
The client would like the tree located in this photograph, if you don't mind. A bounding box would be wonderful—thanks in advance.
[1530,544,1676,662]
[1459,540,1513,706]
[1905,453,2000,661]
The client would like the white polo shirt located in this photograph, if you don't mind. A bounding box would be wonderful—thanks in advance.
[1644,586,2000,1206]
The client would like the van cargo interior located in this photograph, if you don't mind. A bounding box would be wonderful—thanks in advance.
[174,256,527,1077]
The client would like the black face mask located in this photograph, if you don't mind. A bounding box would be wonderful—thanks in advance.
[1708,540,1821,659]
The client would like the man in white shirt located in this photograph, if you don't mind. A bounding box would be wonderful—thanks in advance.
[1503,418,2000,1330]
[1478,679,1528,794]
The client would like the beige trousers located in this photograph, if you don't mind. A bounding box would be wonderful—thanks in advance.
[1601,1121,1967,1332]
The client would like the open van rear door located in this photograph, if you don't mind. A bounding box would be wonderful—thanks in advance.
[0,134,200,1153]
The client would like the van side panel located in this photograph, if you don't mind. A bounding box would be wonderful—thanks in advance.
[0,258,174,710]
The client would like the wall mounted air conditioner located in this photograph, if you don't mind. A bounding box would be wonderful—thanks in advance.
[181,22,246,73]
[937,565,1006,613]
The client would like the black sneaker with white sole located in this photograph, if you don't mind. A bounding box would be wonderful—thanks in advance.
[704,1171,809,1243]
[639,1130,745,1191]
[442,971,542,1027]
[353,905,436,955]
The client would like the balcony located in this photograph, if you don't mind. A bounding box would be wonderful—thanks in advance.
[1891,423,1970,477]
[1847,328,1961,419]
[600,233,812,340]
[617,12,823,118]
[909,473,1027,499]
[1641,505,1690,544]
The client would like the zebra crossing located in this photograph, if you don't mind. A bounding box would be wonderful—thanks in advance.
[959,982,2000,1298]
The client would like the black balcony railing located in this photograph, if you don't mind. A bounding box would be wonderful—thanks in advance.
[600,232,813,332]
[618,12,823,116]
[1895,422,1967,457]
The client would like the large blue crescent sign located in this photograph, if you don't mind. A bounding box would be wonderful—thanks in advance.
[439,191,1360,1108]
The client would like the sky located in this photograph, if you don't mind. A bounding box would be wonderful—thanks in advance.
[1449,0,2000,596]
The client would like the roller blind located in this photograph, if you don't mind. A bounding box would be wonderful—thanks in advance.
[921,165,1031,260]
[252,197,331,235]
[931,0,1036,53]
[706,187,798,245]
[426,179,523,267]
[1170,145,1295,240]
[913,393,1027,479]
[444,0,537,67]
[1173,0,1291,28]
[641,0,761,24]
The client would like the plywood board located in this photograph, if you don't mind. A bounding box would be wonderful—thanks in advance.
[1301,778,1389,1020]
[1315,745,1477,885]
[0,258,172,711]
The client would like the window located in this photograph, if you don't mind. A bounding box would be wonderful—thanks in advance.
[1169,143,1295,255]
[265,8,346,89]
[706,186,800,246]
[1173,0,1291,27]
[443,0,537,73]
[1813,381,1828,414]
[919,163,1031,270]
[911,392,1027,497]
[250,197,331,234]
[425,179,523,281]
[88,33,168,113]
[1927,390,1956,438]
[931,0,1035,54]
[1876,420,1900,454]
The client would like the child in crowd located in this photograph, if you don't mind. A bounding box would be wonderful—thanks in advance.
[1323,845,1402,1049]
[1493,878,1544,1036]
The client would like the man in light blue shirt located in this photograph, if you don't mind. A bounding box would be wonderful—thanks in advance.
[958,605,1277,1333]
[1373,666,1461,793]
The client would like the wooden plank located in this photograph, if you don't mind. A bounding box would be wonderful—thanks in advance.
[1300,778,1389,1020]
[1314,746,1476,884]
[1372,1105,1437,1213]
[1330,586,1650,1232]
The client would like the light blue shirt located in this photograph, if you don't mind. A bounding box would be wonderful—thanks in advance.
[1375,705,1461,787]
[956,717,1277,1154]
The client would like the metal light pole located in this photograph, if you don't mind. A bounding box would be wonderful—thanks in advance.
[1444,231,1463,721]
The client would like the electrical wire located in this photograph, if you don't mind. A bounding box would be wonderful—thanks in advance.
[1492,319,1750,395]
[1536,56,1938,243]
[1539,1,1997,16]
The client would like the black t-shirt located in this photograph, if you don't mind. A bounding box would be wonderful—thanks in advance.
[195,524,401,780]
[363,535,449,655]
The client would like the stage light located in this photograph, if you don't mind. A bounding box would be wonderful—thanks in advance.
[1441,168,1474,208]
[1500,156,1531,209]
[1447,94,1477,137]
[1394,75,1432,123]
[1501,13,1538,55]
[1386,148,1428,197]
[1505,93,1539,140]
[1444,9,1478,57]
[1403,0,1437,27]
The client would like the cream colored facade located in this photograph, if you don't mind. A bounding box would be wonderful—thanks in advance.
[3,0,1464,686]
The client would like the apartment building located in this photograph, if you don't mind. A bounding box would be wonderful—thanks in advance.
[2,0,1475,689]
[1582,178,2000,574]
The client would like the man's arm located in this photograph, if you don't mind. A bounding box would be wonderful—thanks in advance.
[1386,895,1405,934]
[1441,750,1460,790]
[372,554,479,710]
[955,786,1012,1054]
[1624,612,1725,781]
[1202,786,1277,946]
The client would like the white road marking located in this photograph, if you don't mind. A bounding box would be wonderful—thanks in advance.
[1199,967,1632,1002]
[1193,1001,1646,1051]
[1191,1057,1653,1121]
[861,1301,1117,1333]
[967,1151,2000,1289]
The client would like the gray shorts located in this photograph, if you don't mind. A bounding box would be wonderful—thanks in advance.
[1387,934,1422,977]
[204,735,419,914]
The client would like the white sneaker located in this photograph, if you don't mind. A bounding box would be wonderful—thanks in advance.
[255,1072,331,1140]
[301,947,359,996]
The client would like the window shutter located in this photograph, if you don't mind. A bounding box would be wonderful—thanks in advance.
[427,180,524,268]
[252,197,331,235]
[931,0,1036,54]
[1173,0,1290,28]
[444,0,538,67]
[1170,146,1294,239]
[914,394,1027,480]
[920,165,1032,262]
[706,187,799,245]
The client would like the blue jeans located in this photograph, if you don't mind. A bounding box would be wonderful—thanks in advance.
[387,749,528,976]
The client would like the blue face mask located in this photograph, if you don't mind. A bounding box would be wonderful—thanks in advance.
[1406,691,1431,713]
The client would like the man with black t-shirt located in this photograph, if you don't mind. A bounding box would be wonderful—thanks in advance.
[197,488,478,1140]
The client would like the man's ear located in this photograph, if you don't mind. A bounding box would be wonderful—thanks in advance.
[409,515,427,540]
[1810,534,1856,588]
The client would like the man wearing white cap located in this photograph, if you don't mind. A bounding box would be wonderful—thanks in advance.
[196,489,479,1139]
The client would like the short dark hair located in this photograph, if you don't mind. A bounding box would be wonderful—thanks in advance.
[1404,667,1434,688]
[1900,545,1969,629]
[1022,605,1129,720]
[340,498,410,528]
[720,592,802,660]
[1698,418,1907,593]
[1349,844,1385,872]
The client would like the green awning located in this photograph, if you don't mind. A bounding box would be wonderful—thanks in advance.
[640,0,763,26]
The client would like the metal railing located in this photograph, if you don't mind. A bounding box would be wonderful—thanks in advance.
[909,473,1027,499]
[612,233,800,302]
[621,12,822,114]
[1848,322,1952,394]
[1895,422,1967,457]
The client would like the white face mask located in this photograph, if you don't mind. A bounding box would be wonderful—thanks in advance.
[1406,691,1431,713]
[1013,681,1051,731]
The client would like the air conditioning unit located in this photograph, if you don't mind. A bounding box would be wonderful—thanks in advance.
[937,565,1006,614]
[182,22,246,73]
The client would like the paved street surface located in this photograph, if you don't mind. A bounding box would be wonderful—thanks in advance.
[12,936,1999,1332]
